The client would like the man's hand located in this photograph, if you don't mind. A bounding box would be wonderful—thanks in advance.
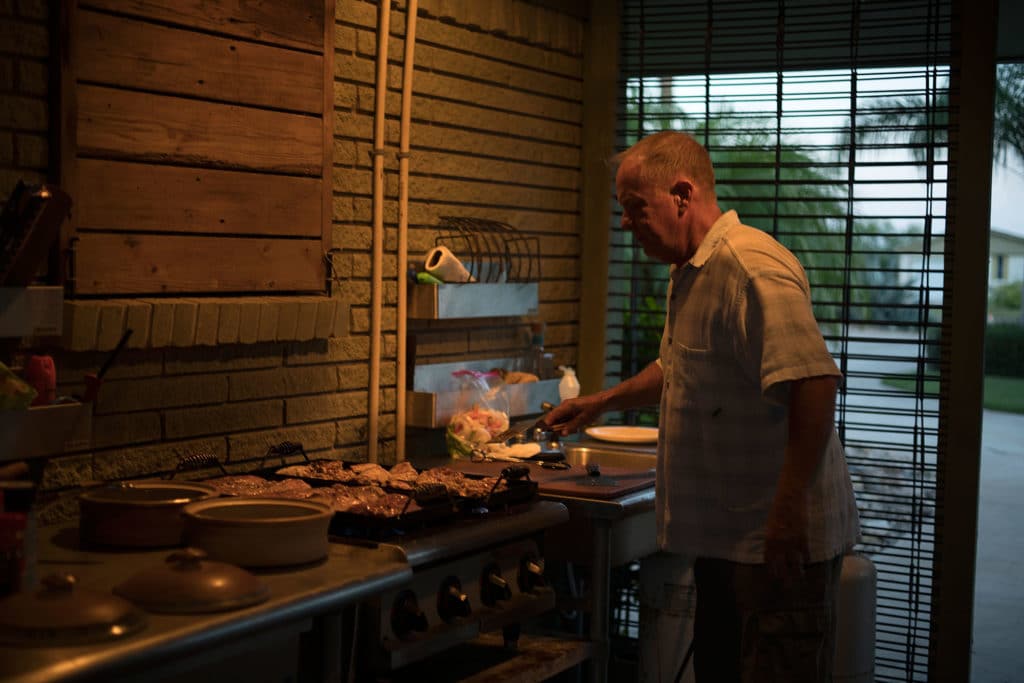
[765,489,810,583]
[541,393,608,436]
[542,360,665,436]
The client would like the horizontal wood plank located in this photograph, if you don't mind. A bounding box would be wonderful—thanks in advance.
[78,85,323,175]
[74,234,325,294]
[82,0,324,51]
[78,10,323,114]
[76,159,322,237]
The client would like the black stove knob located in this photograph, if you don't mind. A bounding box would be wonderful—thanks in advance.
[518,555,547,593]
[437,576,472,622]
[481,563,513,606]
[390,590,428,639]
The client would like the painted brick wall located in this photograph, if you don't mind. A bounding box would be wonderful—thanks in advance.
[0,0,49,193]
[0,0,586,525]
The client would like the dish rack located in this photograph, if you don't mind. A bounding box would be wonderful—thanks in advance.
[409,217,542,319]
[432,216,540,283]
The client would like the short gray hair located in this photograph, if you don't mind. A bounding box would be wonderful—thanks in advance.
[612,131,716,195]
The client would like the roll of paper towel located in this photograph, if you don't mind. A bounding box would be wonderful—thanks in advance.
[424,246,476,283]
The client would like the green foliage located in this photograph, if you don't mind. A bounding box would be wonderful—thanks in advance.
[985,323,1024,378]
[990,281,1023,310]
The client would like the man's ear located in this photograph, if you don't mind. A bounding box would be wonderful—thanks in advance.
[670,180,692,209]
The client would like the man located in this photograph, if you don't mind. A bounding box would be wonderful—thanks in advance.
[545,130,860,682]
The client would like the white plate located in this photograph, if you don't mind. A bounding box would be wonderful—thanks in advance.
[584,426,659,444]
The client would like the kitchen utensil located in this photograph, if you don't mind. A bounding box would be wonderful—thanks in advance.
[81,328,133,403]
[0,182,72,287]
[79,480,219,548]
[182,497,332,568]
[114,548,270,614]
[0,573,146,646]
[490,401,558,443]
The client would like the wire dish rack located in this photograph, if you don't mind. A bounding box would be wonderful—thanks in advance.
[434,216,540,283]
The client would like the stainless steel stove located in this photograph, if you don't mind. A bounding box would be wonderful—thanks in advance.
[340,500,570,676]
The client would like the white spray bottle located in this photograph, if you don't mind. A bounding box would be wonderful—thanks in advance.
[558,366,580,402]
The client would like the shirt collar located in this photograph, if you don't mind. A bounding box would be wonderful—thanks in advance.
[688,209,740,269]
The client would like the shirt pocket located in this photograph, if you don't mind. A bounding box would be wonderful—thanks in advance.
[668,341,723,415]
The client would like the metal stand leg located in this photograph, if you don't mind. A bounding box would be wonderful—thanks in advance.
[589,519,611,683]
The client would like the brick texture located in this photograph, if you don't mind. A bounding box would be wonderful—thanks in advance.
[12,1,586,523]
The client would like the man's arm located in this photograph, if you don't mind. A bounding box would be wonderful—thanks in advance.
[544,360,664,435]
[765,374,840,580]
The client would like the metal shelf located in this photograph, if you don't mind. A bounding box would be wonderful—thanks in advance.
[0,401,92,462]
[0,286,63,338]
[408,283,539,320]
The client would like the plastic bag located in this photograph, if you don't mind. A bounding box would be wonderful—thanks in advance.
[445,370,510,459]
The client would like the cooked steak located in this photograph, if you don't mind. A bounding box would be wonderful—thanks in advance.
[204,474,270,497]
[350,463,391,486]
[318,484,410,518]
[276,460,356,483]
[414,467,506,498]
[204,474,315,499]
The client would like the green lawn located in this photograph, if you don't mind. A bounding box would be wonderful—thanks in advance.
[881,374,1024,414]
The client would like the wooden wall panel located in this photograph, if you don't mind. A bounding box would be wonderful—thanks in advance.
[75,234,324,294]
[78,10,323,113]
[77,85,322,174]
[83,0,323,51]
[65,1,333,296]
[76,159,322,237]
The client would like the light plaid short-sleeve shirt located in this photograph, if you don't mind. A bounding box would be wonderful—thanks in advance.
[656,210,860,563]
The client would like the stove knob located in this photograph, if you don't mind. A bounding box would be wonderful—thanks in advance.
[518,555,547,593]
[481,563,513,606]
[390,590,428,639]
[437,577,472,622]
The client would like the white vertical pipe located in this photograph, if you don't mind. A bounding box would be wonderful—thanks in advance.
[368,0,391,464]
[395,0,418,462]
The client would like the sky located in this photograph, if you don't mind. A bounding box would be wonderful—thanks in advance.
[990,162,1024,237]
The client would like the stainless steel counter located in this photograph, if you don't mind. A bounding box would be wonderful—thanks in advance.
[411,440,659,683]
[0,524,413,683]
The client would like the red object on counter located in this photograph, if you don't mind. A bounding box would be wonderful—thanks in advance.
[23,355,56,406]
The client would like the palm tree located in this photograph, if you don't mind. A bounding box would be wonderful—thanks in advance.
[993,64,1024,165]
[851,63,1024,167]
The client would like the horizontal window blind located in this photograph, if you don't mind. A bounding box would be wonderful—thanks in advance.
[613,1,954,680]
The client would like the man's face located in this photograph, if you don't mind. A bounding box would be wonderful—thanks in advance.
[615,157,685,264]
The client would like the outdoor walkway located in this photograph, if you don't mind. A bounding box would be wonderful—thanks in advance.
[971,408,1024,683]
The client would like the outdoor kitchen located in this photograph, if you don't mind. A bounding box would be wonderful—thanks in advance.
[0,2,663,681]
[0,0,1006,682]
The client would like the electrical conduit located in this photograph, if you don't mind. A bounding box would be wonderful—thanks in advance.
[396,0,418,462]
[368,0,391,464]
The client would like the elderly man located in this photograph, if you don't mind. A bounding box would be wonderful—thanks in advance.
[545,130,860,683]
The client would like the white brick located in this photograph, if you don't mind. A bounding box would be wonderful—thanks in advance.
[217,302,241,344]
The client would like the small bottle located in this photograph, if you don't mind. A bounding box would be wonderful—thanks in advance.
[528,322,552,378]
[558,366,580,401]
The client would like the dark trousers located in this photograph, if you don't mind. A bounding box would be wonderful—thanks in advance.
[692,554,844,683]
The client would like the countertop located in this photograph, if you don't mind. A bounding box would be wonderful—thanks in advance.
[0,524,413,683]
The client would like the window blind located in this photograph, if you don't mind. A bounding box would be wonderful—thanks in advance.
[612,1,954,680]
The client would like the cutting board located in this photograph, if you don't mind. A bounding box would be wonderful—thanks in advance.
[447,460,656,500]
